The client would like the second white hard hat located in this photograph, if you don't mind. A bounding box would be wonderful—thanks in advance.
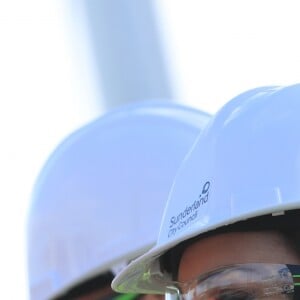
[27,101,211,300]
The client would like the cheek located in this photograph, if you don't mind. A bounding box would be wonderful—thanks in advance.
[75,285,114,300]
[139,295,164,300]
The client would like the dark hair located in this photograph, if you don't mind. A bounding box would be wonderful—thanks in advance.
[53,271,115,300]
[160,209,300,280]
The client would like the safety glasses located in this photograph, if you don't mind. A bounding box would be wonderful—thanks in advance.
[165,263,300,299]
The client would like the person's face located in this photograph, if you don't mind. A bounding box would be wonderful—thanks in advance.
[74,285,113,300]
[74,286,163,300]
[177,231,300,299]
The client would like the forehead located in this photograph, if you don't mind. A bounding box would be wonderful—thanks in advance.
[178,231,300,282]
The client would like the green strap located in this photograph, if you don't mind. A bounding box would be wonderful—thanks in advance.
[114,293,139,300]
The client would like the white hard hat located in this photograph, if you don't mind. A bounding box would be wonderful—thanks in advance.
[112,84,300,294]
[27,101,211,300]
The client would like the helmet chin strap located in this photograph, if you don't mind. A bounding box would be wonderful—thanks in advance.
[287,265,300,300]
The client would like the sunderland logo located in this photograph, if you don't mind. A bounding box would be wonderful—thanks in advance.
[168,181,210,238]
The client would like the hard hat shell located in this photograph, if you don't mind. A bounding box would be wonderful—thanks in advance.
[27,101,210,300]
[112,84,300,294]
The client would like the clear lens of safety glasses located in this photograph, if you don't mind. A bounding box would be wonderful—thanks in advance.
[166,263,300,300]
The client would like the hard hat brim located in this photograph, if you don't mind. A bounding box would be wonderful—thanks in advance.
[112,203,300,294]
